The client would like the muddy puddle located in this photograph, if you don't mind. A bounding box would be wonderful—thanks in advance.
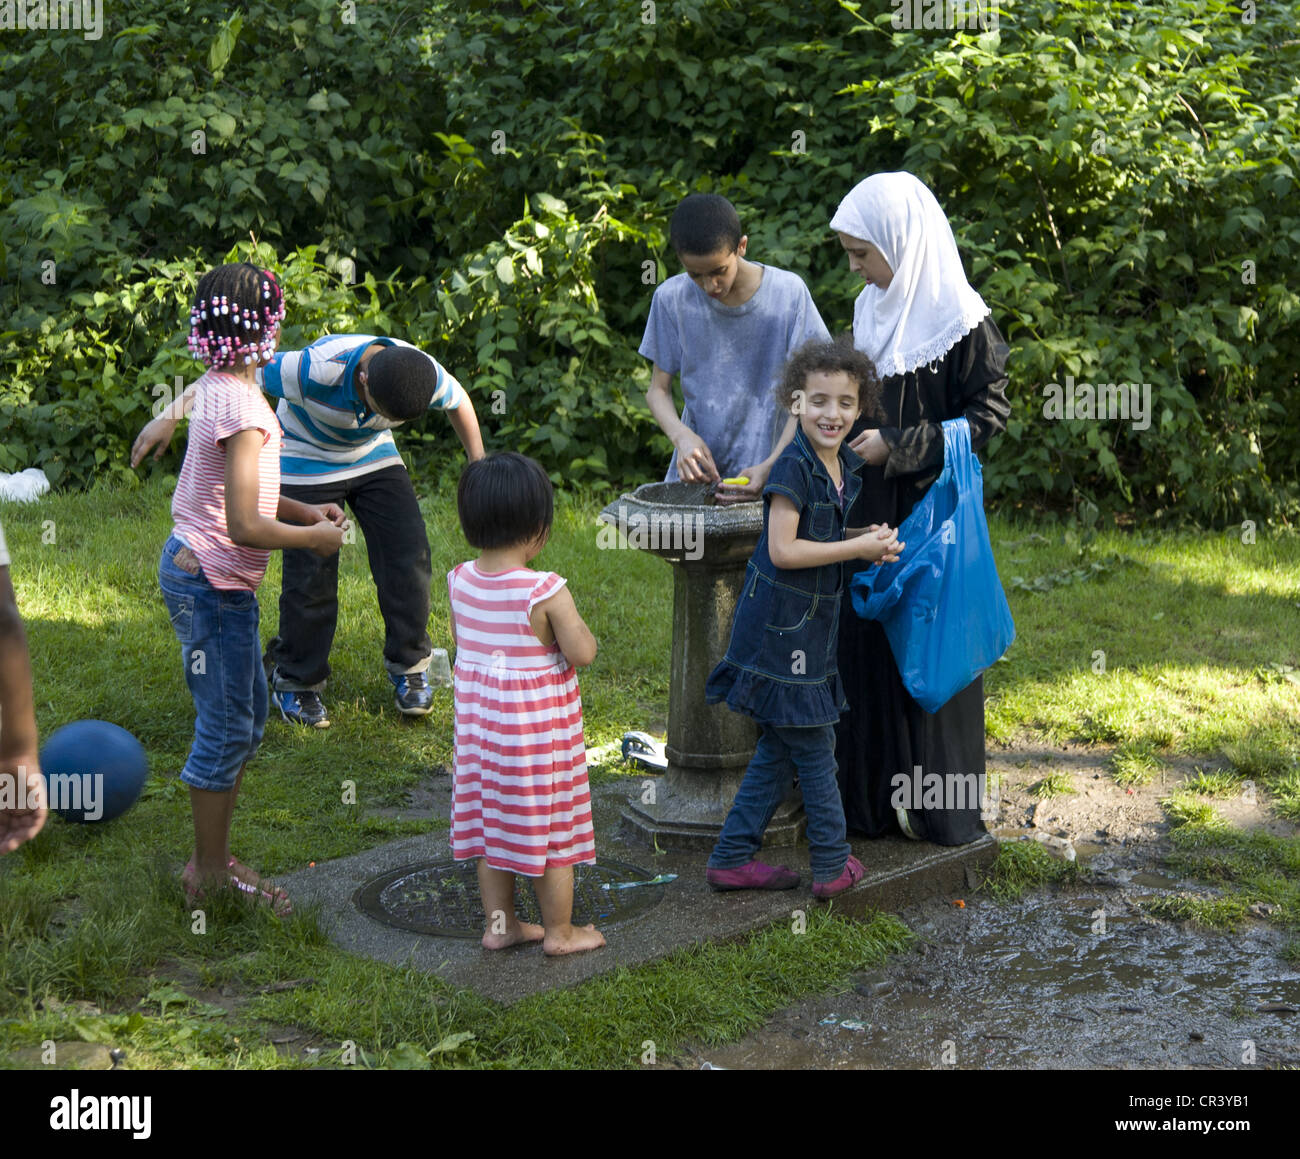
[672,879,1300,1070]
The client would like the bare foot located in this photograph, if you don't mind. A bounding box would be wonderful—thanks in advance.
[543,923,606,956]
[482,920,545,950]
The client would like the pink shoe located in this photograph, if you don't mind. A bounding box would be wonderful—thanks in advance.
[813,855,866,899]
[706,860,800,891]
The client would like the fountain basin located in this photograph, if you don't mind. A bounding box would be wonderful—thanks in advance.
[600,482,804,850]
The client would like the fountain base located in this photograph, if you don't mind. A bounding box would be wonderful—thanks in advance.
[620,769,806,852]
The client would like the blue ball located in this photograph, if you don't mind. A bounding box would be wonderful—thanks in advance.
[40,720,149,824]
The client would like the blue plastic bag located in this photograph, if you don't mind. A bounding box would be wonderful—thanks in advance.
[849,417,1014,713]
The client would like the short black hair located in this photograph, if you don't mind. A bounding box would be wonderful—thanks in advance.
[365,346,438,421]
[457,452,554,551]
[776,334,883,421]
[669,193,743,257]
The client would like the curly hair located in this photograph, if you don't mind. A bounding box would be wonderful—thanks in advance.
[187,262,285,370]
[775,334,883,422]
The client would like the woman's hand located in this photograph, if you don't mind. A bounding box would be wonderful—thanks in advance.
[849,428,890,466]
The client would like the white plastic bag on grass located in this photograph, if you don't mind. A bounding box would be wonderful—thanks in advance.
[0,469,51,503]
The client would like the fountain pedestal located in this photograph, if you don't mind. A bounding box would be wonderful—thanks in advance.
[600,483,805,852]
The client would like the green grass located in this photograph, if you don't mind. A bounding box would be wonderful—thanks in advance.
[1029,769,1075,798]
[1110,740,1164,786]
[242,906,913,1070]
[1162,793,1224,829]
[3,478,1299,1066]
[1140,894,1253,931]
[979,840,1078,901]
[985,523,1300,756]
[1151,808,1300,938]
[1182,770,1244,798]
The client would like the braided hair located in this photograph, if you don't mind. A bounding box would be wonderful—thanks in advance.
[187,262,286,370]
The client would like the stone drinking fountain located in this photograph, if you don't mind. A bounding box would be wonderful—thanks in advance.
[599,482,805,851]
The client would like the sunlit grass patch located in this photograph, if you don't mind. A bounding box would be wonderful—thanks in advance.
[1111,740,1164,786]
[1162,793,1224,829]
[980,840,1078,902]
[1029,769,1075,798]
[1141,894,1252,931]
[1182,770,1244,798]
[250,909,915,1070]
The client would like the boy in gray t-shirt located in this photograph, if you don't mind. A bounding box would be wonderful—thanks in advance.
[640,194,830,500]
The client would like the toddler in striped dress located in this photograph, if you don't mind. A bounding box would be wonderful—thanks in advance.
[448,453,605,956]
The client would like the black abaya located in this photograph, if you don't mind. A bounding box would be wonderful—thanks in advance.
[836,316,1011,845]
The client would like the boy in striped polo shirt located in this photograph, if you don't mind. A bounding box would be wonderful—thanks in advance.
[134,335,484,726]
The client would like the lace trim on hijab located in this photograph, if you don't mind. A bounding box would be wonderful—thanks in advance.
[879,303,990,379]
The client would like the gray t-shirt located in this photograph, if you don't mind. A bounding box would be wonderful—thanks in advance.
[639,264,831,481]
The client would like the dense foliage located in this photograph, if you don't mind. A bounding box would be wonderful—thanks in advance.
[1,0,1296,525]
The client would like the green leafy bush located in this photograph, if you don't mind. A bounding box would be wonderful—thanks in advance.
[2,0,1296,521]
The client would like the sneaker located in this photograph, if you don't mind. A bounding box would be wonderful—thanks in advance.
[706,860,800,891]
[813,854,866,899]
[272,688,331,729]
[391,671,433,716]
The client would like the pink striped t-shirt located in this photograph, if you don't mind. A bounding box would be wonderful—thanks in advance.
[171,370,281,591]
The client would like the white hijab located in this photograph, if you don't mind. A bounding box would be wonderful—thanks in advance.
[830,171,989,378]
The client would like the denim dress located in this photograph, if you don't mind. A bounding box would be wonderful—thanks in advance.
[705,425,865,727]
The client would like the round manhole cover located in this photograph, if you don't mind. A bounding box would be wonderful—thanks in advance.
[353,858,671,938]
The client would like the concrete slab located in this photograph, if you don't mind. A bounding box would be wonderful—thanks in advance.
[274,773,996,1006]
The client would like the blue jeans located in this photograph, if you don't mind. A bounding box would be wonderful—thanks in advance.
[158,536,267,792]
[708,722,851,883]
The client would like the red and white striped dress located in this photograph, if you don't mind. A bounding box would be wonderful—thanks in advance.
[447,561,595,877]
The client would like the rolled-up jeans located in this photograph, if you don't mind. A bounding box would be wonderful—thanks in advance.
[158,536,267,792]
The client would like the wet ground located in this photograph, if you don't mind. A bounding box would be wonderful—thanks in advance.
[672,882,1299,1070]
[670,747,1300,1070]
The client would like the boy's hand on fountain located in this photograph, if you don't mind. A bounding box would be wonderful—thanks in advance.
[674,431,720,484]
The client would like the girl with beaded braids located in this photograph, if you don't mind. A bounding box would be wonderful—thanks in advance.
[159,262,347,914]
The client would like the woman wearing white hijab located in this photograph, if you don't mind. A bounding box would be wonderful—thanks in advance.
[830,171,1010,846]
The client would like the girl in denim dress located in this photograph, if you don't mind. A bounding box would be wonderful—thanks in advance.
[705,337,904,898]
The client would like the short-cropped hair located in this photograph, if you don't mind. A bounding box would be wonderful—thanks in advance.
[457,452,554,550]
[366,346,439,421]
[669,193,743,257]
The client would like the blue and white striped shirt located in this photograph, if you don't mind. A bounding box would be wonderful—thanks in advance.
[258,335,467,483]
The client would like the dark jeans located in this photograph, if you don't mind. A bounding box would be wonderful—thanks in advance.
[708,722,851,883]
[265,465,433,691]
